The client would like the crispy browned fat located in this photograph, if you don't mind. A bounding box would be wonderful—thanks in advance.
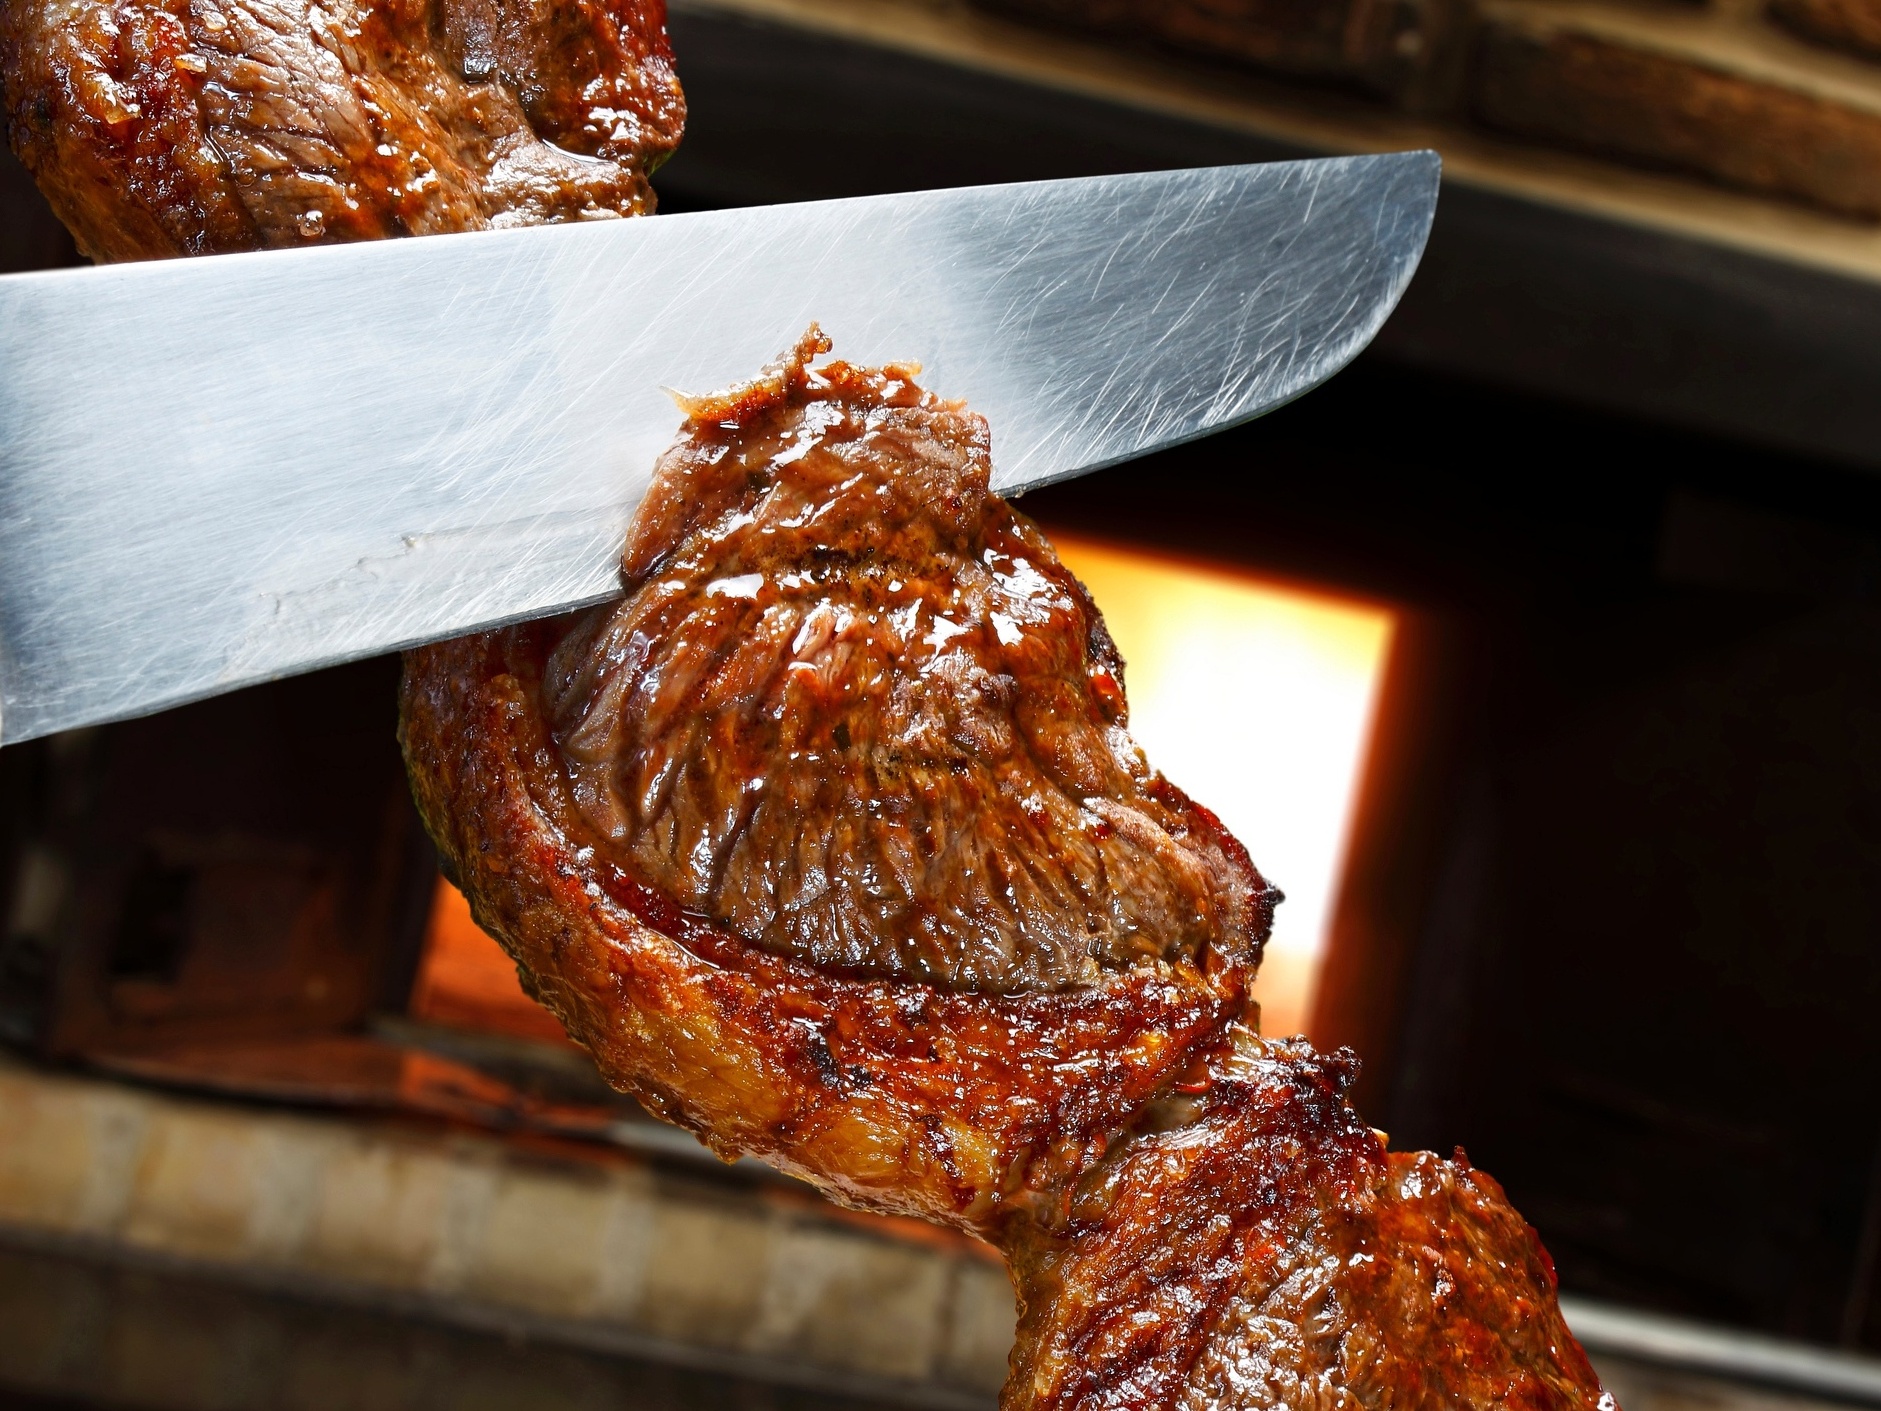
[0,0,682,260]
[401,330,1615,1411]
[400,329,1270,1226]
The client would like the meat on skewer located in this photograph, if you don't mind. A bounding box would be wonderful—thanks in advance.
[5,2,1615,1397]
[401,329,1614,1411]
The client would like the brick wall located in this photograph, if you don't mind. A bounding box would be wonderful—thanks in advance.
[971,0,1881,218]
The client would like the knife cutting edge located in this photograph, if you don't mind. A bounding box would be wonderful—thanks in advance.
[0,152,1440,745]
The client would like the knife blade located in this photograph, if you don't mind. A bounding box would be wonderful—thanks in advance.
[0,151,1438,746]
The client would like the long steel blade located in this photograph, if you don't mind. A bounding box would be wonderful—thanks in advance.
[0,151,1438,744]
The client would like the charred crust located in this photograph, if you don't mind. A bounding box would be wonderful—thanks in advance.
[394,338,1607,1411]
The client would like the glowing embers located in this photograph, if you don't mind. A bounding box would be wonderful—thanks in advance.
[1047,534,1394,1040]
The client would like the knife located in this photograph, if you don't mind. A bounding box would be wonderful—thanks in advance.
[0,152,1439,746]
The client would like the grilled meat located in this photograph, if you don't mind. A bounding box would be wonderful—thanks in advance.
[1008,1030,1614,1411]
[0,0,682,260]
[402,330,1615,1410]
[399,329,1270,1225]
[545,330,1266,993]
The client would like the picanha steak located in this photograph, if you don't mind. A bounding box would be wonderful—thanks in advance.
[400,330,1616,1411]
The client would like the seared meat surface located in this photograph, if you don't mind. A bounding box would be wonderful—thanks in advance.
[400,330,1268,1223]
[402,332,1614,1410]
[1009,1031,1613,1411]
[544,329,1267,991]
[0,0,681,260]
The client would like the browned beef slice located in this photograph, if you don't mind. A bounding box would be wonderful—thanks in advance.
[0,0,683,260]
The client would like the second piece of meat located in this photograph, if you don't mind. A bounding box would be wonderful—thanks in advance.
[0,0,684,259]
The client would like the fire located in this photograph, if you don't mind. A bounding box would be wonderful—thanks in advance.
[1047,534,1395,1040]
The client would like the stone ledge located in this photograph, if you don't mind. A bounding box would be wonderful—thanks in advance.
[0,1240,944,1411]
[0,1059,1013,1405]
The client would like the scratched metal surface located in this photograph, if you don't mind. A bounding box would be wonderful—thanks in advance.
[0,153,1437,744]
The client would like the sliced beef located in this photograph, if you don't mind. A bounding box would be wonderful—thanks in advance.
[541,328,1269,992]
[0,11,1612,1379]
[398,330,1268,1225]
